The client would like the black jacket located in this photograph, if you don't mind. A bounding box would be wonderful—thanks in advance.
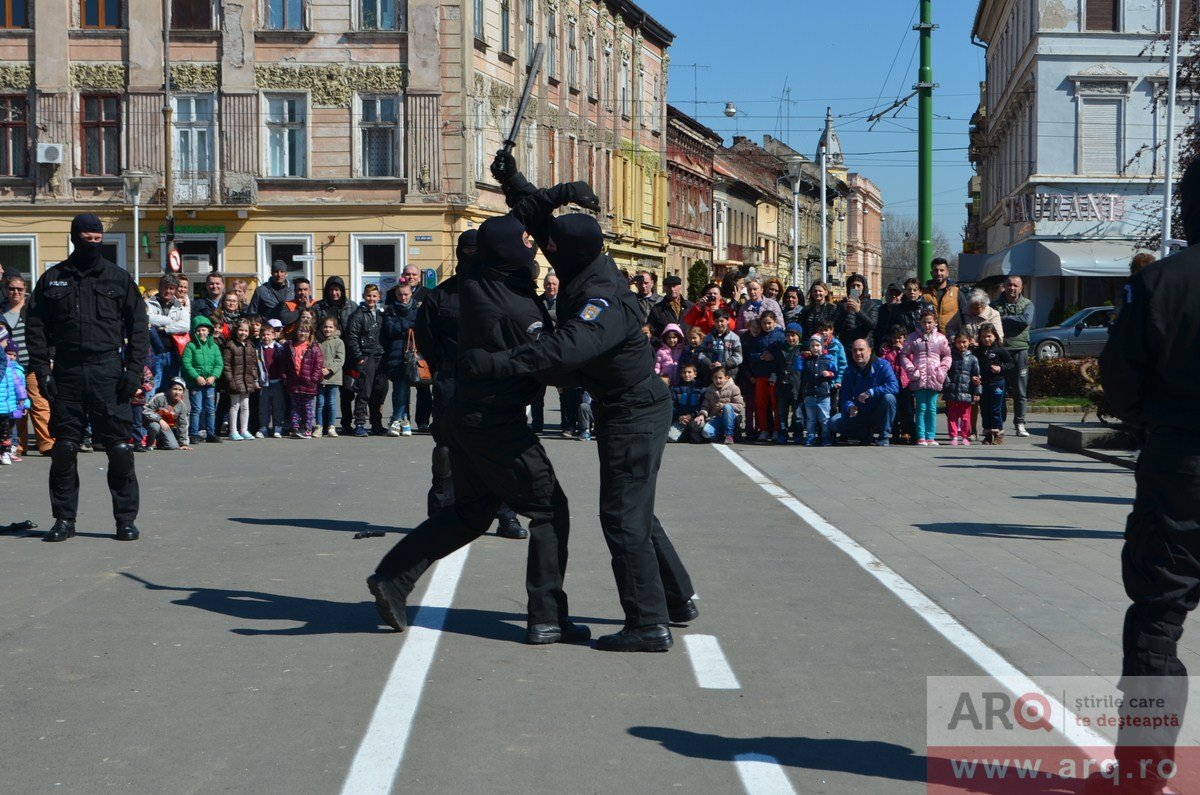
[833,296,881,350]
[380,300,418,375]
[314,275,355,331]
[454,261,548,428]
[875,297,935,345]
[798,303,837,340]
[415,276,459,376]
[648,296,693,337]
[942,349,982,404]
[976,343,1013,385]
[1102,248,1200,431]
[344,303,385,363]
[27,254,148,375]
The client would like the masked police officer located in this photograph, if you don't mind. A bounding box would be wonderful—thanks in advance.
[413,229,527,538]
[1098,159,1200,792]
[368,214,586,646]
[26,214,149,542]
[461,153,698,653]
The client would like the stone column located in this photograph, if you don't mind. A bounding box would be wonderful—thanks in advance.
[406,0,443,196]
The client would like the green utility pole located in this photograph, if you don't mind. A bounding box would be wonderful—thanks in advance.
[916,0,935,285]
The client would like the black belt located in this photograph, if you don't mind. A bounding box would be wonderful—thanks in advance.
[54,351,123,365]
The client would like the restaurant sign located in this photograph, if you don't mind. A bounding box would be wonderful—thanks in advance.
[1005,193,1125,225]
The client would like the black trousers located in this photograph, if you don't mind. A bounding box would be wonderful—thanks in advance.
[414,384,433,427]
[426,380,517,524]
[594,378,694,627]
[377,417,570,624]
[353,356,388,430]
[529,385,547,431]
[48,357,139,522]
[1116,428,1200,780]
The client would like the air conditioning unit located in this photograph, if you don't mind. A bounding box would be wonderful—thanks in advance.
[37,143,65,165]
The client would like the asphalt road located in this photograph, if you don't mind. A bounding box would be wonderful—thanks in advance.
[0,415,1142,793]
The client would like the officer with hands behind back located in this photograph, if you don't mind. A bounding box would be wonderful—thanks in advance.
[462,150,698,653]
[26,214,149,542]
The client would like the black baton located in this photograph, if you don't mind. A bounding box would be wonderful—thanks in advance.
[503,43,545,152]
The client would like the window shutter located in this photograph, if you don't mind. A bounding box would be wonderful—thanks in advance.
[1085,0,1118,32]
[1082,98,1121,175]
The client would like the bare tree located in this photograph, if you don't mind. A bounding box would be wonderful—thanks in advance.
[881,215,953,288]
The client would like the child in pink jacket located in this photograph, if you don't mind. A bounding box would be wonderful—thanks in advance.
[657,323,685,385]
[901,309,952,446]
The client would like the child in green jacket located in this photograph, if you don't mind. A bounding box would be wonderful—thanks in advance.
[182,315,224,443]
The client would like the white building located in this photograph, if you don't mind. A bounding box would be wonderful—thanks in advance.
[966,0,1182,326]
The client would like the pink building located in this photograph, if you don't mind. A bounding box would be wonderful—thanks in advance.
[846,173,884,297]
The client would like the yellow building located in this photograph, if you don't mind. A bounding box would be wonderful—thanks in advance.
[3,0,671,297]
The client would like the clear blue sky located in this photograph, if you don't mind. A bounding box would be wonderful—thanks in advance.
[639,0,985,246]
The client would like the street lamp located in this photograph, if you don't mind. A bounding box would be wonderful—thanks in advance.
[785,155,804,290]
[123,172,146,286]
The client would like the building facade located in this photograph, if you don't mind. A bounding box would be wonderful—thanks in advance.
[845,173,884,297]
[665,104,720,281]
[968,0,1171,327]
[1,0,670,296]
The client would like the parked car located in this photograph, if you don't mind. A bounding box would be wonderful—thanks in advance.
[1029,307,1115,360]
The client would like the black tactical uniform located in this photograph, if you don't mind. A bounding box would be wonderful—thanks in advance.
[369,215,585,645]
[1098,161,1200,788]
[26,214,149,542]
[413,231,524,536]
[463,162,697,652]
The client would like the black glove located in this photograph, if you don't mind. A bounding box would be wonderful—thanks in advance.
[491,149,518,184]
[35,369,56,402]
[567,181,601,212]
[117,369,142,403]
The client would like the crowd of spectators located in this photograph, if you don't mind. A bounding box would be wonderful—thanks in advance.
[0,255,1035,461]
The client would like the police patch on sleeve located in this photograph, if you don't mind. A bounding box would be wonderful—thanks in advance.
[578,298,609,322]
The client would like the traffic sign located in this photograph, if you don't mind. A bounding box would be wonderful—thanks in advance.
[167,248,182,273]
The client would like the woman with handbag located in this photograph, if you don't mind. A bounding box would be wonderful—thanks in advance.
[381,282,419,437]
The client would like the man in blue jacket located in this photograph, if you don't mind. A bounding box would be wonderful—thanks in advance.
[829,338,898,446]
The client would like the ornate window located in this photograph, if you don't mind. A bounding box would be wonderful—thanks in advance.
[266,0,304,31]
[360,95,400,178]
[500,0,510,52]
[360,0,403,30]
[0,96,26,177]
[265,94,306,177]
[0,1,27,28]
[81,95,120,175]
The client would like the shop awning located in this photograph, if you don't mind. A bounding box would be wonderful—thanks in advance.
[1034,240,1144,277]
[979,240,1147,279]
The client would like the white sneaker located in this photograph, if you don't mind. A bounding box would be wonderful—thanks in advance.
[326,426,338,438]
[254,431,265,439]
[312,426,323,438]
[1015,423,1029,437]
[401,422,413,437]
[273,430,283,439]
[927,440,940,447]
[0,452,10,465]
[387,419,403,437]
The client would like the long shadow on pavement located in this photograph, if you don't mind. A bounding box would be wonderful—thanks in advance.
[628,727,1090,793]
[121,572,383,635]
[228,516,414,536]
[916,522,1122,541]
[1013,494,1132,506]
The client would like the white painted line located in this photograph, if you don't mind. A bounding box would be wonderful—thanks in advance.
[711,444,1113,757]
[683,634,741,690]
[340,547,470,795]
[733,753,798,795]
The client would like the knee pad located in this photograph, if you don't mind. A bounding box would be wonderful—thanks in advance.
[51,439,80,466]
[106,442,136,477]
[431,445,452,479]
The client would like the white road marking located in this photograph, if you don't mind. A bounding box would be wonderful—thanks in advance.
[733,753,798,795]
[712,444,1112,757]
[340,547,470,795]
[683,634,741,689]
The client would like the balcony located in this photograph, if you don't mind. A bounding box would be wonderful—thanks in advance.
[172,172,214,205]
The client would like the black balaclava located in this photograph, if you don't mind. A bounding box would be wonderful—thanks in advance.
[544,213,604,285]
[455,229,479,273]
[1181,159,1200,246]
[68,213,105,269]
[478,215,536,276]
